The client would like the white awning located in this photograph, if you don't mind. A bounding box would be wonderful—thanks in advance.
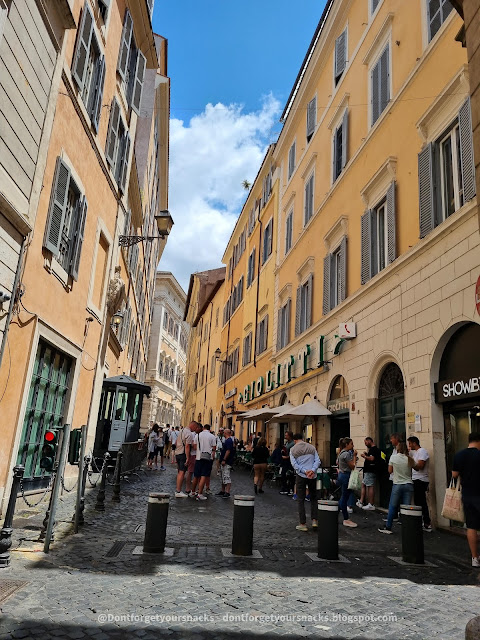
[238,403,295,421]
[268,399,331,422]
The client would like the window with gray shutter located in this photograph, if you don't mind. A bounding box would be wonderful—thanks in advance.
[333,109,348,182]
[306,96,316,141]
[44,158,70,256]
[371,45,390,126]
[262,219,273,264]
[298,277,312,334]
[304,174,314,225]
[361,210,373,284]
[428,0,453,42]
[70,196,87,281]
[418,144,435,238]
[118,131,131,193]
[72,3,94,91]
[323,254,330,315]
[285,210,293,254]
[371,0,380,13]
[98,0,110,21]
[288,142,296,179]
[91,56,106,133]
[106,98,121,167]
[132,50,146,115]
[386,182,396,264]
[458,97,476,203]
[295,285,301,336]
[334,29,347,86]
[117,9,133,81]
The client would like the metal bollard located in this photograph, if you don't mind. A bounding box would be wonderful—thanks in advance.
[143,493,170,553]
[400,504,424,564]
[95,453,110,511]
[112,452,123,503]
[317,500,339,560]
[0,466,25,568]
[232,495,255,556]
[466,616,480,639]
[78,455,90,526]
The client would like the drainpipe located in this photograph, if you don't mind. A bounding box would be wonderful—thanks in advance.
[253,215,263,368]
[204,302,213,410]
[0,236,27,370]
[223,266,234,395]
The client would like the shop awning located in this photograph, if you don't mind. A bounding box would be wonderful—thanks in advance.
[268,399,331,422]
[238,403,295,421]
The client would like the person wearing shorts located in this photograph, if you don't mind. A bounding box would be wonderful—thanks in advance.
[170,427,178,464]
[185,422,201,495]
[147,424,160,469]
[218,429,235,498]
[452,433,480,567]
[191,424,217,500]
[358,437,382,510]
[154,427,166,470]
[175,423,196,497]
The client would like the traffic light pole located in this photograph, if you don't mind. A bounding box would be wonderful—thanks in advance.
[43,424,70,553]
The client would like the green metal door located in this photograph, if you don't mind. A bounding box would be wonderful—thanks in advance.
[16,340,72,491]
[378,393,405,507]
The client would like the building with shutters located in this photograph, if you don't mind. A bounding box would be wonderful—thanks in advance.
[183,268,225,428]
[182,0,480,528]
[0,0,170,507]
[142,272,188,430]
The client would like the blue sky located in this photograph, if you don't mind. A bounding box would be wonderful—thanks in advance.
[152,1,327,290]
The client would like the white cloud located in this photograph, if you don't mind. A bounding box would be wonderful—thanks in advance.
[159,95,281,291]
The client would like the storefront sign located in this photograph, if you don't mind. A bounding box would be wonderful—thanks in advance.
[338,323,356,339]
[435,376,480,403]
[327,396,350,413]
[225,388,237,400]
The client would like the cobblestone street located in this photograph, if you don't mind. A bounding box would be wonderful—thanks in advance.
[1,463,479,640]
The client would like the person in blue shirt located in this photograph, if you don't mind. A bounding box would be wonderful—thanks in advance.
[290,433,321,531]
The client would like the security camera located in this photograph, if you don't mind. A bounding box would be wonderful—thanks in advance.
[0,291,11,303]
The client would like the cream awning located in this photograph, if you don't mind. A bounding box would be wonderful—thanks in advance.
[238,403,295,421]
[268,399,331,422]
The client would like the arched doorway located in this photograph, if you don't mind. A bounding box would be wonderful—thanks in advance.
[378,362,405,507]
[328,375,350,466]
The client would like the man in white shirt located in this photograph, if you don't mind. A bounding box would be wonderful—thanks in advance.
[191,424,217,500]
[408,436,432,531]
[170,427,178,464]
[174,423,196,498]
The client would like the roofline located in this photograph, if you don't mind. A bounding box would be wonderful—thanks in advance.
[183,268,226,323]
[193,277,224,327]
[280,0,335,123]
[155,270,187,300]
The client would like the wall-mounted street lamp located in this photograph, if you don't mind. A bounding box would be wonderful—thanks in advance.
[119,210,174,247]
[215,348,232,368]
[111,309,124,330]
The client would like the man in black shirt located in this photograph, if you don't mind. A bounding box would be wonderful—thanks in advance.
[452,432,480,567]
[357,437,382,510]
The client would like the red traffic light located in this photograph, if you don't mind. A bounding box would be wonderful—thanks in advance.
[44,430,56,442]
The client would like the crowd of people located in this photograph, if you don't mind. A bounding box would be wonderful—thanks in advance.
[143,422,480,566]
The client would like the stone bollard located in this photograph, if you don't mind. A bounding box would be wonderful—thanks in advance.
[400,504,424,564]
[94,453,110,511]
[112,452,123,503]
[317,500,339,560]
[232,495,255,556]
[0,466,25,568]
[143,493,170,553]
[466,616,480,639]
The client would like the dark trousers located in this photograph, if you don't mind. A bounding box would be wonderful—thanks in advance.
[296,475,318,524]
[413,479,430,526]
[281,465,294,492]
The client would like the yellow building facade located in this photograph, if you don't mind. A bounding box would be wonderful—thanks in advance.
[183,0,480,528]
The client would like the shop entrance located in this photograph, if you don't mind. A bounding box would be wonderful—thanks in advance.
[377,362,405,508]
[327,376,350,466]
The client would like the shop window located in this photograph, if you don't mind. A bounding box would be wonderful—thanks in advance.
[371,44,390,126]
[72,2,105,132]
[427,0,453,42]
[44,157,87,281]
[277,300,291,351]
[419,99,476,237]
[295,275,313,336]
[361,182,396,284]
[323,236,347,314]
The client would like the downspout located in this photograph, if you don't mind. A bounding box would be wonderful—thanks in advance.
[0,236,27,370]
[253,215,263,368]
[223,268,234,395]
[204,301,214,410]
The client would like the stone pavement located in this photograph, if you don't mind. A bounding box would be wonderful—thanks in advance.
[1,461,479,640]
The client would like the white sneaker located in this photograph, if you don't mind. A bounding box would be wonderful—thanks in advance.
[362,503,375,510]
[189,492,198,498]
[175,491,189,498]
[343,520,358,528]
[196,494,207,501]
[472,557,480,567]
[356,500,363,508]
[205,489,213,495]
[347,507,353,514]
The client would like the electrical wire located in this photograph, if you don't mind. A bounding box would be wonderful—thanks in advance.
[0,334,11,405]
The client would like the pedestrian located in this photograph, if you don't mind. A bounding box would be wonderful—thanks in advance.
[170,426,179,463]
[386,432,402,521]
[357,436,382,510]
[147,424,160,469]
[407,436,432,532]
[270,439,283,465]
[289,433,320,531]
[164,423,171,459]
[378,441,414,534]
[191,424,217,500]
[174,422,196,498]
[280,431,295,496]
[252,438,270,494]
[218,428,235,498]
[154,426,166,470]
[452,432,480,567]
[186,422,201,496]
[337,437,358,528]
[253,431,262,448]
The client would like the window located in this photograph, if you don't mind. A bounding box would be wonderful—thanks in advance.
[361,182,396,283]
[117,9,146,115]
[256,316,268,355]
[262,170,273,207]
[371,0,380,14]
[371,44,390,126]
[427,0,453,42]
[215,307,219,328]
[262,219,273,264]
[105,98,131,193]
[277,300,291,351]
[285,210,293,255]
[98,0,109,21]
[163,310,168,329]
[296,275,313,336]
[72,3,105,132]
[304,173,314,225]
[210,355,216,379]
[247,248,256,287]
[242,332,252,366]
[418,99,476,238]
[306,96,316,142]
[248,207,255,236]
[288,142,296,180]
[334,28,347,86]
[333,110,349,182]
[323,237,347,314]
[203,322,209,342]
[43,157,87,281]
[219,348,239,384]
